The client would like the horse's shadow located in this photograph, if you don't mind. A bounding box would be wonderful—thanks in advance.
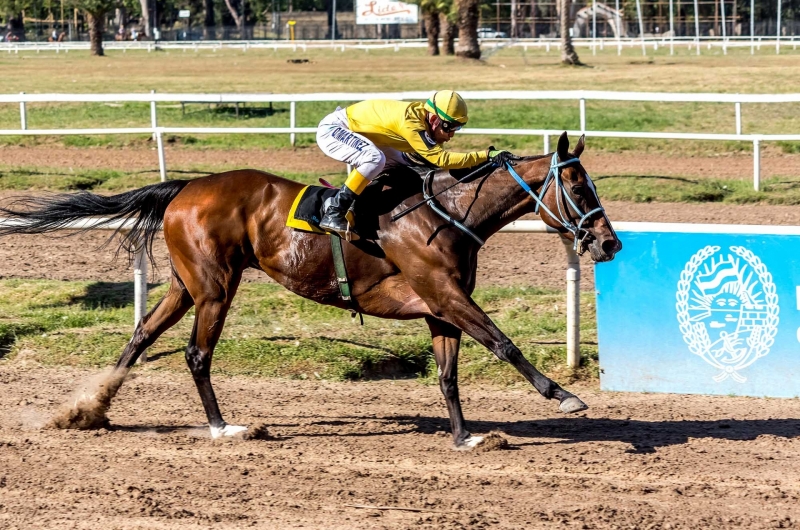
[390,415,800,453]
[104,416,800,452]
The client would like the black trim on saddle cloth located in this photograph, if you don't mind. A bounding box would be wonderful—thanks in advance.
[285,185,339,233]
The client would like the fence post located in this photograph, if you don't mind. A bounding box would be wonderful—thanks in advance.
[579,98,586,133]
[156,129,167,182]
[543,134,550,154]
[19,92,27,130]
[290,100,297,147]
[562,238,581,369]
[133,245,148,364]
[735,101,742,135]
[150,89,158,141]
[753,138,760,191]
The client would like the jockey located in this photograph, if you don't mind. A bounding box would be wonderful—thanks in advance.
[316,90,517,239]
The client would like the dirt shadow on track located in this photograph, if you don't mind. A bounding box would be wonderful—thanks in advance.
[107,415,800,453]
[331,415,800,454]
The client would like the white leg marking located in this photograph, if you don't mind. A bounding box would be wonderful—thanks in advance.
[209,424,248,439]
[463,435,484,448]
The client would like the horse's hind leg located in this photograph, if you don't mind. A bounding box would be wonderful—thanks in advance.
[184,274,244,439]
[426,317,483,449]
[50,277,194,430]
[115,276,194,370]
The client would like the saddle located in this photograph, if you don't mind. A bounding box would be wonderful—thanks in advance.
[285,185,339,234]
[285,167,425,239]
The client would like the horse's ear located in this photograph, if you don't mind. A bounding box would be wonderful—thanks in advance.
[573,134,586,158]
[557,132,570,161]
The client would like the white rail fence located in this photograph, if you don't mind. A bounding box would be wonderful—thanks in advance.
[0,218,580,366]
[1,36,798,55]
[3,219,795,367]
[1,91,799,191]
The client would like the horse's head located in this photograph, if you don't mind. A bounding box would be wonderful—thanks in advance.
[537,132,622,262]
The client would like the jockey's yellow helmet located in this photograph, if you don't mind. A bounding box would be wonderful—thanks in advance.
[424,90,469,126]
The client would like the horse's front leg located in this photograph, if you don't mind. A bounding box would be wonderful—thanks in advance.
[425,316,484,449]
[419,277,587,414]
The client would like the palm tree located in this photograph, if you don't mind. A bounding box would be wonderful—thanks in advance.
[455,0,480,59]
[412,0,451,56]
[559,0,581,64]
[69,0,118,55]
[440,0,457,55]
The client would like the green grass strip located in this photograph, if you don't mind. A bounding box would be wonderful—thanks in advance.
[0,280,598,384]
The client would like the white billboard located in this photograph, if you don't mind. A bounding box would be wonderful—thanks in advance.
[356,0,419,25]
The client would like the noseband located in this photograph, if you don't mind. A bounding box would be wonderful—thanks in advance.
[505,153,605,254]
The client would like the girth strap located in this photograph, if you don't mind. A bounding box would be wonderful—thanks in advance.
[330,234,363,325]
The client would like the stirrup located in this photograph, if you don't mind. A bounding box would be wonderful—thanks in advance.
[320,219,360,242]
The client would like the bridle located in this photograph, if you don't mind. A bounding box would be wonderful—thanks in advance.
[401,151,608,253]
[505,153,605,254]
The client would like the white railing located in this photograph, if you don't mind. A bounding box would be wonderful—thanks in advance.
[0,217,579,365]
[1,36,798,55]
[3,218,799,367]
[1,91,799,190]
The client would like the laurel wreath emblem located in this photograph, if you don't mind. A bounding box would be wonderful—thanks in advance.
[676,245,779,383]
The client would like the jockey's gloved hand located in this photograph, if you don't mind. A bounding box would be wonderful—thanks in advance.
[487,147,520,167]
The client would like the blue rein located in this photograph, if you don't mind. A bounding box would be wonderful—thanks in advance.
[421,152,604,252]
[505,153,605,253]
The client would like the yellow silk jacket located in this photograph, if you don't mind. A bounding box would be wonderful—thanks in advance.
[345,99,489,169]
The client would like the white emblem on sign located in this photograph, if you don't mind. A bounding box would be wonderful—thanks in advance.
[676,246,779,383]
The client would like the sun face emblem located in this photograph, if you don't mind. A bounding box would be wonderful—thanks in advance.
[676,246,779,383]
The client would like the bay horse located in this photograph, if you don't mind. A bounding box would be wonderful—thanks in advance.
[0,132,621,449]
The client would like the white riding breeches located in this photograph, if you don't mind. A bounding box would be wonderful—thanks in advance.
[316,108,411,180]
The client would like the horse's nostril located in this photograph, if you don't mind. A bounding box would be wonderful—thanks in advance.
[601,239,619,255]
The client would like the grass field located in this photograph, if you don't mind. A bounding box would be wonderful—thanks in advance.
[0,279,597,384]
[0,48,798,155]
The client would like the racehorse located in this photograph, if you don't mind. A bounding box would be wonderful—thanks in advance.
[0,132,621,449]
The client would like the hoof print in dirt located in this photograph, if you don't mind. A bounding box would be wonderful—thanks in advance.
[240,423,272,440]
[474,432,511,452]
[456,432,511,452]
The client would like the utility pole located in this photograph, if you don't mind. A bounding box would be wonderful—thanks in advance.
[332,0,337,41]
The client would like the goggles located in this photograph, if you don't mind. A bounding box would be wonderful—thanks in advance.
[440,120,464,133]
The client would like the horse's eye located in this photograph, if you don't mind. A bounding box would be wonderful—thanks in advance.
[571,186,584,196]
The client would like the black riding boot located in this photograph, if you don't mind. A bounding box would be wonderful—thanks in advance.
[319,185,360,240]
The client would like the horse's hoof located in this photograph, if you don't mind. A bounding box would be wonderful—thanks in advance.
[559,396,588,414]
[210,424,248,439]
[454,435,484,451]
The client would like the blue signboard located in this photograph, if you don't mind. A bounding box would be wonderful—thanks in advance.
[596,226,800,398]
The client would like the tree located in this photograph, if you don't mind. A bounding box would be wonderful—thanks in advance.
[68,0,119,55]
[440,0,456,55]
[455,0,479,59]
[222,0,243,36]
[410,0,451,56]
[203,0,215,39]
[0,0,33,40]
[137,0,150,37]
[559,0,580,64]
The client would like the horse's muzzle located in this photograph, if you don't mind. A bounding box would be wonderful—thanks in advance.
[589,237,622,262]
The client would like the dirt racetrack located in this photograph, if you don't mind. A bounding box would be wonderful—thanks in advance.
[0,364,799,529]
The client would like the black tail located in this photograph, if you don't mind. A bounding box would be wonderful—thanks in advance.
[0,180,190,264]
